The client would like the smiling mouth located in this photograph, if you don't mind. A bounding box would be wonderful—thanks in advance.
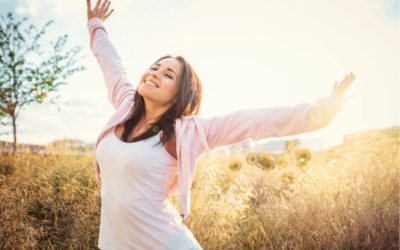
[143,80,159,88]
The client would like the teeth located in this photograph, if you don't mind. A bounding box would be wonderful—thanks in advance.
[145,80,158,88]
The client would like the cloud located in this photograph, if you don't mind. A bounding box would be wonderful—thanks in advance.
[377,0,399,25]
[16,4,37,17]
[14,0,134,16]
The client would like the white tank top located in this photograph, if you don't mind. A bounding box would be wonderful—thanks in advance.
[96,127,200,250]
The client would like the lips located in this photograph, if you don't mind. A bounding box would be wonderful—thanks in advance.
[143,79,159,88]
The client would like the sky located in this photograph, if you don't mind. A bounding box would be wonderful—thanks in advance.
[0,0,398,150]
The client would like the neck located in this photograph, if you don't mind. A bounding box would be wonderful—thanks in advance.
[140,100,172,127]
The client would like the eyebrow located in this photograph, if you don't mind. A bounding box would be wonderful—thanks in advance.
[154,63,177,77]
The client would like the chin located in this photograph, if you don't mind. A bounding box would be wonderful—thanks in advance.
[138,84,149,95]
[138,86,155,101]
[137,86,146,97]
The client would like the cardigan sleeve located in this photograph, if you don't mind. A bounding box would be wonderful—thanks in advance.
[87,17,135,110]
[200,92,344,151]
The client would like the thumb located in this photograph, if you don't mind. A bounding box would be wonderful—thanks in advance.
[87,0,91,11]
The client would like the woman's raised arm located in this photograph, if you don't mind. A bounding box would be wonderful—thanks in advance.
[200,73,356,151]
[87,0,135,110]
[201,92,344,152]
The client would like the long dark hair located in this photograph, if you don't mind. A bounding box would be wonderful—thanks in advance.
[121,55,203,146]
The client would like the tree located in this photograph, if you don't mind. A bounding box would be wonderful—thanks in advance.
[0,12,86,152]
[0,104,10,136]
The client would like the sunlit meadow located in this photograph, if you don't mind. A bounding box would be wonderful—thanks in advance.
[0,131,398,249]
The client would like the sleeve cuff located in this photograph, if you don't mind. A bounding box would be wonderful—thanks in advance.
[87,17,108,51]
[320,92,344,125]
[87,17,104,29]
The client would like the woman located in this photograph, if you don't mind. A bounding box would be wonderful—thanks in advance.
[86,0,356,249]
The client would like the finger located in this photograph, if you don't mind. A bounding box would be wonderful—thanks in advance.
[100,0,109,11]
[343,74,356,89]
[347,73,355,82]
[104,1,111,13]
[339,74,354,89]
[95,0,102,9]
[346,72,354,82]
[87,0,91,11]
[332,81,338,92]
[105,9,114,20]
[340,75,348,85]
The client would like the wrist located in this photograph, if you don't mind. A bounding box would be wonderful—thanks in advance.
[332,91,342,99]
[88,17,104,23]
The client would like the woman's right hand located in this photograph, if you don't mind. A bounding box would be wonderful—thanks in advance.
[87,0,114,22]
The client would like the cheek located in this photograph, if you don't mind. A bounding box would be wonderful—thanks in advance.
[172,79,181,94]
[140,73,150,83]
[156,81,177,103]
[163,80,179,95]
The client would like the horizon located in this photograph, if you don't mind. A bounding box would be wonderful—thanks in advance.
[1,125,397,149]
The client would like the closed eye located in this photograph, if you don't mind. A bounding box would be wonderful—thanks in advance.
[150,67,173,79]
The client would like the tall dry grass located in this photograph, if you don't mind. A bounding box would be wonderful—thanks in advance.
[0,144,100,249]
[0,134,398,249]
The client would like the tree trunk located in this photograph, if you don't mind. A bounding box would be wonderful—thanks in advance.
[11,28,17,153]
[12,114,16,153]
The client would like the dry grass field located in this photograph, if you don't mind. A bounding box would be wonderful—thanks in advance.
[0,133,398,249]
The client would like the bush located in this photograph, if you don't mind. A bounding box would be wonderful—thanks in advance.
[257,152,275,171]
[229,159,242,171]
[275,154,288,168]
[281,171,296,184]
[295,148,311,169]
[246,152,258,165]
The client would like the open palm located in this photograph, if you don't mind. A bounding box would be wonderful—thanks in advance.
[332,72,357,102]
[87,0,114,22]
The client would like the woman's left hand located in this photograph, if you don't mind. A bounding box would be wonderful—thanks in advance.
[332,72,357,102]
[87,0,114,22]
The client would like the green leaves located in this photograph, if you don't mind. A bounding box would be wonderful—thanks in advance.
[0,12,87,147]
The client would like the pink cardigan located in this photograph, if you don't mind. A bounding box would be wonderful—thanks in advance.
[87,17,344,221]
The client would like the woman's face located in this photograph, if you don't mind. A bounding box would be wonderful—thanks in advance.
[138,58,182,107]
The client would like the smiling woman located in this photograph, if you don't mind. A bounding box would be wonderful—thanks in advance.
[86,1,205,249]
[86,0,355,249]
[120,55,202,147]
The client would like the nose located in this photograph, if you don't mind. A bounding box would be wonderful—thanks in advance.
[150,71,157,78]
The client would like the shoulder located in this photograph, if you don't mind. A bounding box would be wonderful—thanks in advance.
[174,116,201,135]
[175,115,200,126]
